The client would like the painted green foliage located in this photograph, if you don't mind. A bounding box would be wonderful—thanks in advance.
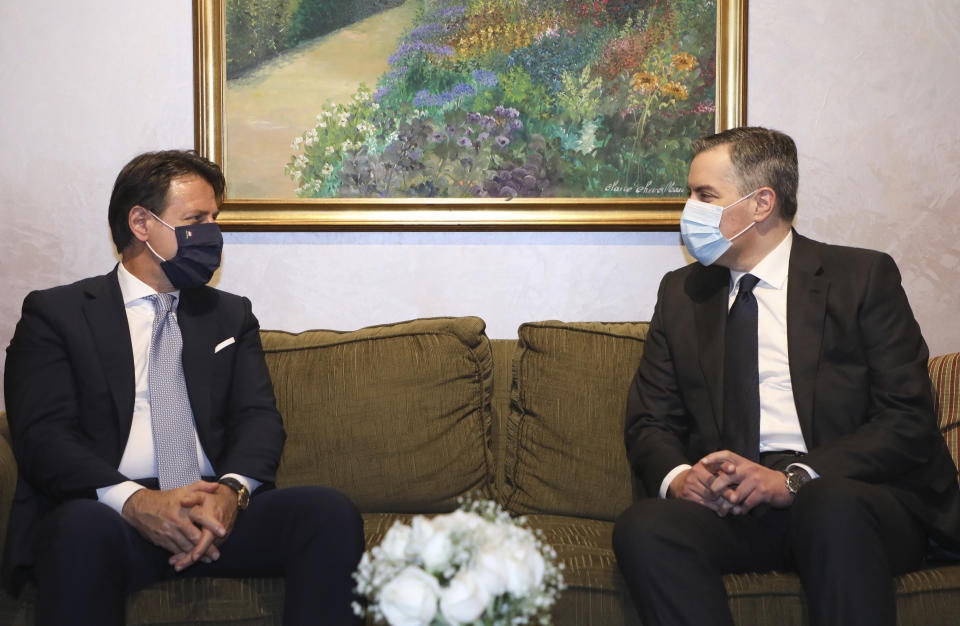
[283,0,717,198]
[225,0,405,79]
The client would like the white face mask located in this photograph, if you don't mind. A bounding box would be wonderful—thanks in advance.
[679,190,758,266]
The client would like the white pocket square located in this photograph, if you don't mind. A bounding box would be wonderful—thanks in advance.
[214,337,236,353]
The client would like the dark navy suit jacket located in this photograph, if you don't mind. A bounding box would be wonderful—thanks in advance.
[2,267,286,592]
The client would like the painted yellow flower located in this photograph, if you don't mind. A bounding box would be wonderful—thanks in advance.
[660,81,689,100]
[631,72,659,94]
[672,52,698,71]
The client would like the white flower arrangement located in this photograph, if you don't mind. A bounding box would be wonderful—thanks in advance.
[353,499,565,626]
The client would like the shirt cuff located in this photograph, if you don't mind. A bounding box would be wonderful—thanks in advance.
[787,462,818,479]
[96,480,147,514]
[659,464,693,499]
[221,473,262,494]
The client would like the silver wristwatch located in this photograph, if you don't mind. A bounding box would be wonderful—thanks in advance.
[784,468,811,495]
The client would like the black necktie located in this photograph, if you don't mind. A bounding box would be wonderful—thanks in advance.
[722,273,761,461]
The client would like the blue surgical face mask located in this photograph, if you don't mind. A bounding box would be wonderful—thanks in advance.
[145,211,223,289]
[680,190,758,266]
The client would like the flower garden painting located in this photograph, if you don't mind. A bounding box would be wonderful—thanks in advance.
[223,0,718,203]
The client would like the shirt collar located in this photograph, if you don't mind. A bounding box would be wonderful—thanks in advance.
[117,262,180,307]
[729,230,793,293]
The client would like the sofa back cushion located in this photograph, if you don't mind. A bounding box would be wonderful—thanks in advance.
[260,317,494,513]
[505,321,649,520]
[930,352,960,479]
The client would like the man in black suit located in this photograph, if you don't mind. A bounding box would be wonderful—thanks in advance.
[3,150,364,625]
[613,127,960,625]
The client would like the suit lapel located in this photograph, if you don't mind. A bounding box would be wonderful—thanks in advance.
[692,264,731,435]
[786,233,828,443]
[83,269,135,439]
[177,289,214,433]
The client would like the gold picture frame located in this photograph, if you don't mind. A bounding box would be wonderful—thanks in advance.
[194,0,747,231]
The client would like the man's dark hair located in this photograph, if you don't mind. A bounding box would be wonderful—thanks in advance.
[692,127,799,221]
[108,150,226,252]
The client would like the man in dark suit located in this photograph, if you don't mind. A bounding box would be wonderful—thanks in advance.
[3,150,364,625]
[613,127,960,626]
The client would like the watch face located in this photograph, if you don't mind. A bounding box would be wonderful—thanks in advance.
[787,471,808,494]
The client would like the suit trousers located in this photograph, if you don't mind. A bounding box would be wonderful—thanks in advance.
[613,477,927,626]
[31,485,364,626]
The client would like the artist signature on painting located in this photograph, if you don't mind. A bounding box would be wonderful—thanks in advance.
[604,181,685,195]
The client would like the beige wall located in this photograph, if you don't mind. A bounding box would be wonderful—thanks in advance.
[2,1,958,409]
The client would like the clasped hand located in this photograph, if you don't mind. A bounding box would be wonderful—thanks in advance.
[121,481,239,572]
[668,451,794,516]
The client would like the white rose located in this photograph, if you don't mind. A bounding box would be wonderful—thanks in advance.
[421,529,453,573]
[503,539,546,596]
[440,569,492,625]
[477,519,509,544]
[411,516,439,548]
[439,510,484,533]
[379,566,440,626]
[380,523,412,561]
[410,516,454,573]
[473,545,508,597]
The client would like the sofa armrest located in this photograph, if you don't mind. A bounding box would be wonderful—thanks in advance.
[0,412,16,564]
[929,353,960,476]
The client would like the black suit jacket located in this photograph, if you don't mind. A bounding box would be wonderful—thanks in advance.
[2,268,286,592]
[625,232,960,549]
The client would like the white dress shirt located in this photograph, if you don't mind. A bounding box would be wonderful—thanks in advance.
[659,232,816,497]
[96,263,259,513]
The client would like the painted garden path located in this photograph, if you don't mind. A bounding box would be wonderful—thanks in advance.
[225,1,418,198]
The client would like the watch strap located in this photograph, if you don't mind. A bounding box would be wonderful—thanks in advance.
[217,476,250,510]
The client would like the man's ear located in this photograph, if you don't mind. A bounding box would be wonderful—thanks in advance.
[753,188,778,223]
[128,205,153,243]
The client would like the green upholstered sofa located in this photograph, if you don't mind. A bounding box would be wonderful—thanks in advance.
[0,316,958,625]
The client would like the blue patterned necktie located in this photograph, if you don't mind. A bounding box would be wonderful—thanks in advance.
[148,293,201,490]
[722,273,761,461]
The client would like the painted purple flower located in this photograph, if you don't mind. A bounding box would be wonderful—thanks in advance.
[374,86,391,102]
[471,69,499,87]
[466,112,482,124]
[457,137,473,148]
[495,135,510,147]
[508,118,523,131]
[504,107,520,119]
[409,23,444,40]
[494,105,506,117]
[446,124,457,135]
[439,5,466,19]
[477,131,490,142]
[450,83,475,98]
[431,131,444,142]
[413,89,432,107]
[500,185,518,198]
[481,115,497,129]
[388,42,454,65]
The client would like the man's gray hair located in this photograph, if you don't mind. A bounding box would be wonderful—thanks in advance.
[692,127,799,221]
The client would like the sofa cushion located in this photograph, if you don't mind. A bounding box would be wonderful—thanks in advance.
[260,317,494,513]
[4,578,285,626]
[505,321,648,521]
[930,352,960,475]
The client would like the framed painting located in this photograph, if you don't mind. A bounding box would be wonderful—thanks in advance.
[194,0,746,230]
